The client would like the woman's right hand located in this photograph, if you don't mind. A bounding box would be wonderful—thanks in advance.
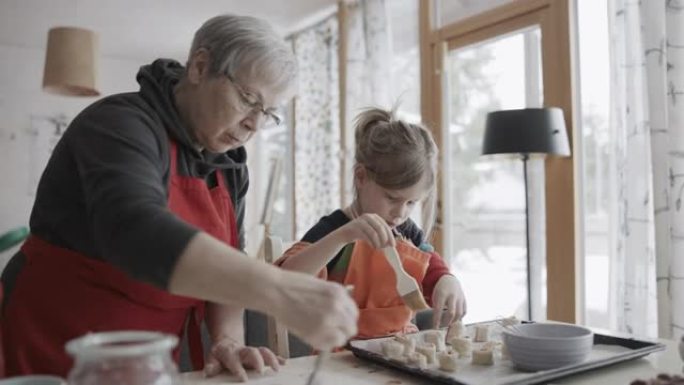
[170,233,357,350]
[271,271,359,350]
[337,213,395,249]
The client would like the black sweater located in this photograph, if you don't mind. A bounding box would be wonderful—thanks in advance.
[2,59,248,293]
[301,209,424,272]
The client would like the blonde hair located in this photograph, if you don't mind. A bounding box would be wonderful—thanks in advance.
[353,107,438,238]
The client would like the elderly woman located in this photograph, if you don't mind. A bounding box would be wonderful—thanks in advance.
[1,15,358,380]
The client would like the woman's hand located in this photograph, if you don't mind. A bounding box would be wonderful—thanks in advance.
[273,274,359,350]
[431,275,467,328]
[338,213,395,249]
[204,337,284,382]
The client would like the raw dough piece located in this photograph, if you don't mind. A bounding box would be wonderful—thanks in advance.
[471,347,494,365]
[438,351,459,372]
[474,324,490,342]
[393,334,416,355]
[501,316,520,327]
[450,336,472,358]
[423,330,446,352]
[446,320,465,341]
[407,352,428,369]
[415,342,437,364]
[388,354,408,364]
[381,339,405,358]
[482,341,500,350]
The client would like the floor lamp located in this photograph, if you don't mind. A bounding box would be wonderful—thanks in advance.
[481,107,571,320]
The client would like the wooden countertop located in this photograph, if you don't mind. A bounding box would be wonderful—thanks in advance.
[181,339,682,384]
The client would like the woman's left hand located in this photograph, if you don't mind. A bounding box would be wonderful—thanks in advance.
[204,337,285,382]
[431,275,467,329]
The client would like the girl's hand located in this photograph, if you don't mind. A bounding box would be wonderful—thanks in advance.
[338,213,396,249]
[431,275,467,328]
[204,337,285,382]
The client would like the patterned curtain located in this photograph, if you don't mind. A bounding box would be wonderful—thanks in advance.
[288,0,392,238]
[290,17,341,239]
[608,0,684,338]
[342,0,393,205]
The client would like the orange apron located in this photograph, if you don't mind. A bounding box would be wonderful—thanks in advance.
[344,239,431,339]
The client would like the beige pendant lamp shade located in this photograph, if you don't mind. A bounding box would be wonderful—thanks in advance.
[42,27,100,97]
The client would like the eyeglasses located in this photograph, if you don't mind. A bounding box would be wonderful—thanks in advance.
[225,73,282,126]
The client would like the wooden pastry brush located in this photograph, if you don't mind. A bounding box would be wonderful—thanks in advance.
[383,243,430,311]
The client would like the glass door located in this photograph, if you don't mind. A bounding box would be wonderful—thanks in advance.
[443,27,547,323]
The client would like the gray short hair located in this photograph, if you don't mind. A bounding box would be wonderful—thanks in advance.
[189,14,297,91]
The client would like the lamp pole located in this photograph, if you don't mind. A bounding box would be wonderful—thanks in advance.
[482,108,571,322]
[522,153,533,321]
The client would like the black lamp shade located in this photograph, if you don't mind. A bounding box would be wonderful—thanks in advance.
[482,108,571,157]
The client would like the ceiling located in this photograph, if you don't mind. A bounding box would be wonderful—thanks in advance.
[0,0,338,62]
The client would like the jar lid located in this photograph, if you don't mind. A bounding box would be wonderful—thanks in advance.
[65,331,178,359]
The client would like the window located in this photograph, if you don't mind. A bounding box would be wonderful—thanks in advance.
[422,0,577,322]
[444,28,546,322]
[577,0,611,330]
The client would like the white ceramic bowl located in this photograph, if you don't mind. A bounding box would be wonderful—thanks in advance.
[502,322,593,371]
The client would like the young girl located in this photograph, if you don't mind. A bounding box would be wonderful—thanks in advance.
[277,107,466,339]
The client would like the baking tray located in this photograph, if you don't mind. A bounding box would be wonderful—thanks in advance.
[348,321,666,385]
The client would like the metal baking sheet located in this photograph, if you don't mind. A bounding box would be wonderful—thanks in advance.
[348,321,666,385]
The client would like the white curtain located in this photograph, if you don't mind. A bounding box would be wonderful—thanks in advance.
[609,0,684,338]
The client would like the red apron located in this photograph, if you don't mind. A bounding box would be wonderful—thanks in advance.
[2,140,239,377]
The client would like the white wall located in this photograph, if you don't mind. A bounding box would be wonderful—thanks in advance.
[0,41,148,267]
[0,43,277,267]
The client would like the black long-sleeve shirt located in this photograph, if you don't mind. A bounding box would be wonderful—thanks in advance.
[301,209,425,272]
[2,59,249,295]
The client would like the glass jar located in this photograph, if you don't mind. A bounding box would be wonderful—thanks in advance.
[65,331,182,385]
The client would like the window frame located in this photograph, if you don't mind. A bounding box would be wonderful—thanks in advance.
[419,0,580,323]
